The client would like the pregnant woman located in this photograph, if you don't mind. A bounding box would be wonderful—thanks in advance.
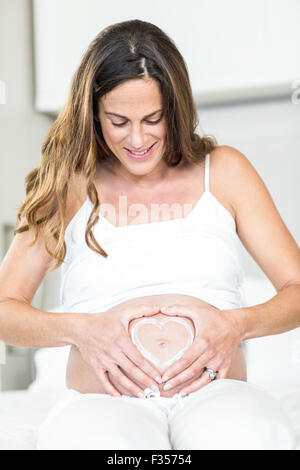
[0,20,299,450]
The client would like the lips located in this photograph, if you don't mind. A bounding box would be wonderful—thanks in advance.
[125,142,156,153]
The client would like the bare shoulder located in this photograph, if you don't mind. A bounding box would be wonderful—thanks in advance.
[210,145,300,290]
[209,145,260,217]
[209,143,275,225]
[209,144,254,187]
[209,145,253,222]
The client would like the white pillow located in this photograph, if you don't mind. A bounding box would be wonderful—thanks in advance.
[28,345,70,393]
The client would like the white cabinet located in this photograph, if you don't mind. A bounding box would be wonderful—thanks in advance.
[0,347,35,391]
[32,0,300,114]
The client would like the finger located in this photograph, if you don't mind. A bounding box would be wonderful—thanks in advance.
[109,364,155,398]
[89,357,123,397]
[120,304,161,326]
[217,366,227,380]
[96,368,122,397]
[161,347,217,391]
[96,343,161,391]
[203,351,232,380]
[162,360,205,392]
[93,356,140,397]
[178,372,213,396]
[216,358,232,379]
[201,356,229,383]
[160,304,198,319]
[176,356,233,396]
[117,335,163,384]
[161,303,218,316]
[117,351,162,390]
[161,339,208,382]
[160,305,201,327]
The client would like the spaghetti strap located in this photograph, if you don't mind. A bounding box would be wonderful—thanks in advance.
[204,153,210,191]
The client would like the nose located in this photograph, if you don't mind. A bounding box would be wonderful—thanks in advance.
[128,123,147,150]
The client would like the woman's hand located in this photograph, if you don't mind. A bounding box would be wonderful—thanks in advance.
[71,304,163,397]
[159,303,245,396]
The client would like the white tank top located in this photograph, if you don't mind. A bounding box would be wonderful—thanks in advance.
[60,154,245,313]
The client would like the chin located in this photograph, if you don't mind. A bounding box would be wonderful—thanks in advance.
[122,157,161,171]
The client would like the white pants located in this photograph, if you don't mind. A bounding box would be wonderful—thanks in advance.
[36,379,296,450]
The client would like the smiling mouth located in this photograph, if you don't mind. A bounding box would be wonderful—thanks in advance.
[124,142,156,153]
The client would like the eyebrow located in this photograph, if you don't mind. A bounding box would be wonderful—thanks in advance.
[104,109,163,119]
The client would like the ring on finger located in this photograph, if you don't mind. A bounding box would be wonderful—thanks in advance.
[204,367,218,381]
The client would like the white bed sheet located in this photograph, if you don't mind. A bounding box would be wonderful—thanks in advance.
[0,387,299,450]
[269,387,300,450]
[0,389,65,450]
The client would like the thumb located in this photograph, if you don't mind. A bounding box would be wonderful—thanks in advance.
[160,305,200,331]
[160,305,193,317]
[121,304,161,325]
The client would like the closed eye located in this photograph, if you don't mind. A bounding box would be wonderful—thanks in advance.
[112,116,163,127]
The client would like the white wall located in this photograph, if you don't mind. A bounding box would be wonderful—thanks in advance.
[32,0,300,112]
[0,0,60,312]
[0,0,60,390]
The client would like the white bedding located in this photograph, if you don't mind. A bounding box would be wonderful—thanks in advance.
[269,387,300,450]
[0,387,299,450]
[0,389,65,450]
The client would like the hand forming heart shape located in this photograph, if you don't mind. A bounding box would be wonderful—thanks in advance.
[130,317,195,372]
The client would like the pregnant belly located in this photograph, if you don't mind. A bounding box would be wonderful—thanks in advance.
[66,293,247,397]
[128,313,195,373]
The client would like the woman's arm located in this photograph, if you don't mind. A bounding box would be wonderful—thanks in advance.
[0,214,72,347]
[0,298,78,348]
[236,283,300,340]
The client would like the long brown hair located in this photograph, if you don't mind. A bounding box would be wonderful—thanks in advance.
[14,19,217,272]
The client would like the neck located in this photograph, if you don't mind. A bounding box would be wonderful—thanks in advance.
[100,159,175,190]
